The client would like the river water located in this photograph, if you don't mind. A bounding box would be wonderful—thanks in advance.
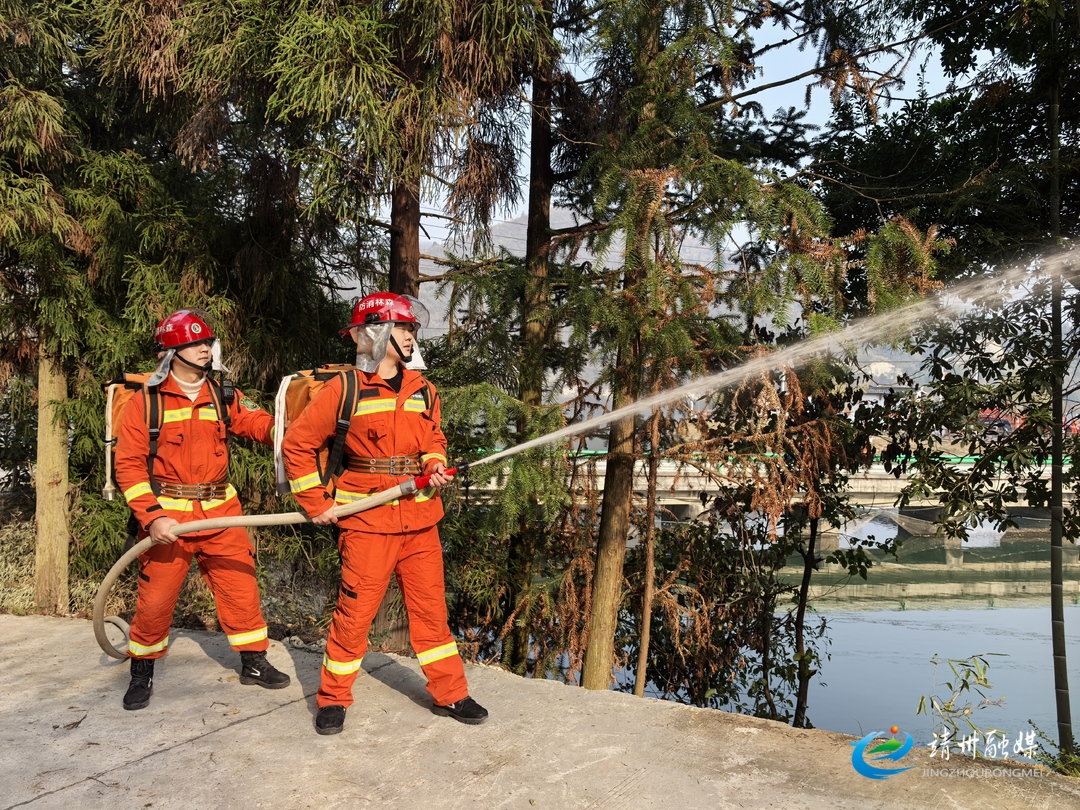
[807,603,1080,752]
[614,512,1078,756]
[794,510,1080,754]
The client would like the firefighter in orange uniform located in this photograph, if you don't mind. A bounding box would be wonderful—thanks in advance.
[282,293,487,735]
[114,309,290,710]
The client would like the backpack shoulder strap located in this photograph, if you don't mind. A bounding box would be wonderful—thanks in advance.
[207,377,234,431]
[206,378,235,482]
[420,379,436,418]
[322,370,359,486]
[143,384,165,496]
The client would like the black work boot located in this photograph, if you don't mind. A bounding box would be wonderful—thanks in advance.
[123,658,154,711]
[239,651,291,689]
[315,705,346,736]
[432,696,488,725]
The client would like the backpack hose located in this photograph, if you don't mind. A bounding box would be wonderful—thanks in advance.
[92,472,445,660]
[102,383,119,502]
[272,374,292,494]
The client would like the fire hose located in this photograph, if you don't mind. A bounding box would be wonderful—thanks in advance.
[92,469,459,660]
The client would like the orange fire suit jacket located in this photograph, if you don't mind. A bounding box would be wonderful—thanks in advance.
[114,374,274,547]
[281,369,448,533]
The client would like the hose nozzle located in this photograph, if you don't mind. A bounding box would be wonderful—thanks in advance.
[440,460,469,481]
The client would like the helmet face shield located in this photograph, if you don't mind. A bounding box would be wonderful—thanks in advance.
[398,295,430,330]
[351,322,393,373]
[343,293,430,371]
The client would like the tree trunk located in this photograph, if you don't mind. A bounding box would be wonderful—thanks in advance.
[581,0,660,693]
[757,590,779,719]
[1048,32,1073,752]
[369,577,411,653]
[520,5,553,418]
[1050,267,1071,752]
[633,409,660,697]
[505,24,555,673]
[34,350,70,614]
[582,368,636,690]
[382,155,422,643]
[388,177,421,297]
[792,516,819,728]
[378,173,422,642]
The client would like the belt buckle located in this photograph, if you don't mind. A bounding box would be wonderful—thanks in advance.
[390,455,409,475]
[197,482,221,499]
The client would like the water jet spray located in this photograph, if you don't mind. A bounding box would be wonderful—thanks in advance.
[94,248,1078,660]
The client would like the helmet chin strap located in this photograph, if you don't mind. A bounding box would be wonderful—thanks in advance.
[147,341,224,387]
[176,353,213,374]
[389,333,413,364]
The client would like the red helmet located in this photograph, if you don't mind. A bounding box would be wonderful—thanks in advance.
[341,293,428,336]
[153,309,215,351]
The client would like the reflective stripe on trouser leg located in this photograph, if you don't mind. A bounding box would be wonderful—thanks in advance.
[128,541,195,660]
[397,525,469,706]
[317,530,403,709]
[195,530,269,653]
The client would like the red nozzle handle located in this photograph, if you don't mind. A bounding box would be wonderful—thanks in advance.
[413,467,459,491]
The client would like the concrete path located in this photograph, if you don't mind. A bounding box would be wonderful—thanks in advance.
[2,614,1079,809]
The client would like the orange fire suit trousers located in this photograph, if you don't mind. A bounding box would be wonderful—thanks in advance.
[127,528,270,659]
[318,524,469,709]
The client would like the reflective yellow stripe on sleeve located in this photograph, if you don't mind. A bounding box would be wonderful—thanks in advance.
[421,453,447,465]
[227,626,268,647]
[289,472,322,494]
[416,641,459,666]
[123,481,153,502]
[128,636,169,656]
[322,654,364,676]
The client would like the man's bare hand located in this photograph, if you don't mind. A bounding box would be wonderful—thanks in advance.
[427,463,453,489]
[311,503,338,525]
[149,517,181,545]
